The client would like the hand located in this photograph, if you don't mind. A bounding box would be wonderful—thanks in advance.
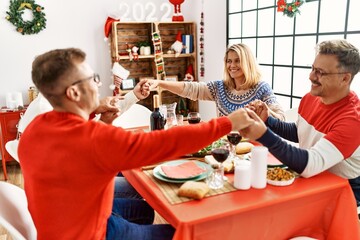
[146,79,160,91]
[133,79,151,100]
[246,100,270,122]
[99,111,121,124]
[239,109,267,141]
[94,96,122,115]
[227,108,255,131]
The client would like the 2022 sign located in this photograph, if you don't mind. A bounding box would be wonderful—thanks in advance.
[110,2,172,22]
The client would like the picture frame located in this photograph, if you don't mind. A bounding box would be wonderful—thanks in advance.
[121,78,136,90]
[165,75,178,82]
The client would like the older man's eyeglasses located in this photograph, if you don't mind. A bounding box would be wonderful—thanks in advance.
[311,66,348,78]
[71,73,101,86]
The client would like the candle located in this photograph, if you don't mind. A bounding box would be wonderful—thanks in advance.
[234,160,251,190]
[13,92,23,108]
[8,100,17,109]
[251,146,268,189]
[6,92,23,109]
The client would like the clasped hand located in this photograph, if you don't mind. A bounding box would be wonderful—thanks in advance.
[230,100,270,141]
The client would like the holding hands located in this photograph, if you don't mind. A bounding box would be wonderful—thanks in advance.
[95,79,152,124]
[239,109,267,140]
[95,96,123,124]
[228,102,272,141]
[133,79,151,99]
[227,108,255,132]
[144,79,160,91]
[245,99,270,122]
[227,108,267,141]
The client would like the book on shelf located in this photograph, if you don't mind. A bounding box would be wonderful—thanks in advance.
[181,35,193,54]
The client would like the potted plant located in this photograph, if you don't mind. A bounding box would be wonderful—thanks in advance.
[137,41,152,55]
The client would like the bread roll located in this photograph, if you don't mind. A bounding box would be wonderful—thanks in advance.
[178,181,210,200]
[236,142,254,154]
[222,159,234,173]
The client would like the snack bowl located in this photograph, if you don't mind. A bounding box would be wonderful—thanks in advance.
[267,177,295,186]
[266,167,296,186]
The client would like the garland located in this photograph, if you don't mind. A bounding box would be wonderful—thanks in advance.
[6,0,46,35]
[199,0,205,79]
[277,0,305,18]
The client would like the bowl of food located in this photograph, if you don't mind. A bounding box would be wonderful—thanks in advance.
[267,167,295,186]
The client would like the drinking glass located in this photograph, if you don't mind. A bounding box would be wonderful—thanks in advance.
[207,139,230,189]
[187,112,201,124]
[227,131,242,165]
[176,114,184,126]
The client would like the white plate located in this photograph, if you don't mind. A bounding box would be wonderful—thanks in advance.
[153,160,212,183]
[267,177,295,186]
[157,160,206,180]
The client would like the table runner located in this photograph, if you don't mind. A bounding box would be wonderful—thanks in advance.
[143,170,237,204]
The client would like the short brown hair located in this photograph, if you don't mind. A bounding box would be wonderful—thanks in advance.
[32,48,86,97]
[316,40,360,80]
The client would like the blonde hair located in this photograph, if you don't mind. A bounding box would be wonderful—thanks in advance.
[223,43,262,89]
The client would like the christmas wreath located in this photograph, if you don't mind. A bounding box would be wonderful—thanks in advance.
[5,0,46,35]
[277,0,305,18]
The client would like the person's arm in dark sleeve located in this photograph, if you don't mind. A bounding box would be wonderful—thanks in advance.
[257,128,308,174]
[266,116,299,143]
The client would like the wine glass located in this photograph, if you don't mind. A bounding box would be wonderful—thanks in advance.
[187,112,201,124]
[227,131,242,164]
[207,139,230,189]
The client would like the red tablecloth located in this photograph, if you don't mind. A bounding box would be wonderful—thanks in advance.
[123,169,360,240]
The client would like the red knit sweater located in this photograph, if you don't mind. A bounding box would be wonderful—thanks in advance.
[18,111,231,239]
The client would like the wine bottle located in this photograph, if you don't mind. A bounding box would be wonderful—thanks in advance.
[150,94,165,131]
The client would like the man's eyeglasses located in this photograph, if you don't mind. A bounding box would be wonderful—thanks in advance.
[71,73,101,86]
[311,66,348,78]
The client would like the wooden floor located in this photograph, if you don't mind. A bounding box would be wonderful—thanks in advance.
[0,161,167,239]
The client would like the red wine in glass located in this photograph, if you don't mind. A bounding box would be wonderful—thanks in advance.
[188,117,201,124]
[187,112,201,124]
[211,148,229,163]
[227,132,242,145]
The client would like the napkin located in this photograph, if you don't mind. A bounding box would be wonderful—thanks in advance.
[161,161,206,179]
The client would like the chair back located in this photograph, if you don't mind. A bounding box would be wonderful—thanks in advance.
[112,104,152,129]
[0,182,37,240]
[17,93,53,134]
[5,140,19,162]
[284,107,299,122]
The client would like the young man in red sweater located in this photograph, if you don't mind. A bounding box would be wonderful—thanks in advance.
[18,48,255,240]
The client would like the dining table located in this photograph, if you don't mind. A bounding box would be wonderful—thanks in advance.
[123,158,360,240]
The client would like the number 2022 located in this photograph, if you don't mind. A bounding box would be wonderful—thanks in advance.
[117,2,172,22]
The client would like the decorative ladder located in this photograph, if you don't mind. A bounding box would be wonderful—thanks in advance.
[151,23,166,81]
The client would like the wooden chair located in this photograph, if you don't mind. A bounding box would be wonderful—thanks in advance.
[0,182,37,240]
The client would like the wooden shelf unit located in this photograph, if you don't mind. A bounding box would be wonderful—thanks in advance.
[110,21,198,114]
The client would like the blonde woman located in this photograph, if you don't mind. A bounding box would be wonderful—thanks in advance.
[148,43,285,119]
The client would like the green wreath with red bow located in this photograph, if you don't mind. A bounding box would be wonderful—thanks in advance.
[5,0,46,35]
[277,0,305,18]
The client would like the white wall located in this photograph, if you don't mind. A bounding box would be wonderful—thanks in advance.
[198,1,226,120]
[0,0,226,119]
